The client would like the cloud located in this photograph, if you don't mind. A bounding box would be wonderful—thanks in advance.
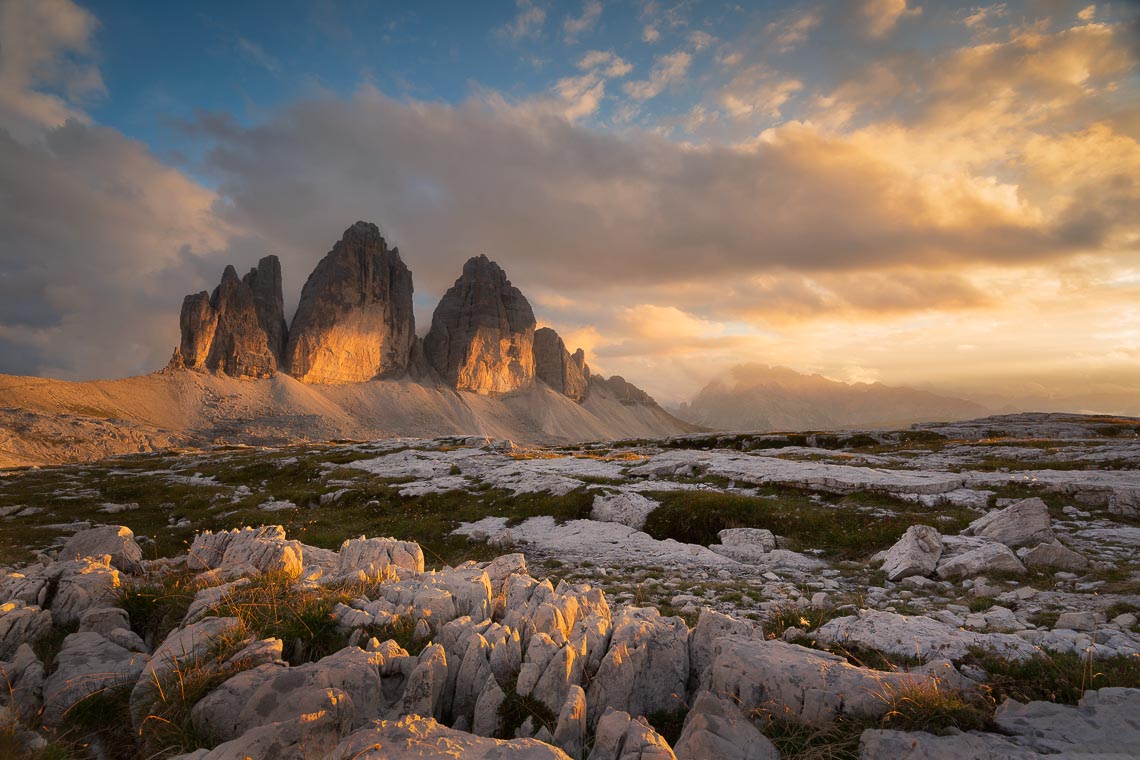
[857,0,922,39]
[642,25,660,42]
[719,69,803,120]
[0,0,105,140]
[622,51,691,100]
[688,30,715,51]
[0,123,235,378]
[577,50,632,78]
[236,36,280,73]
[499,0,546,41]
[563,0,602,44]
[766,8,823,52]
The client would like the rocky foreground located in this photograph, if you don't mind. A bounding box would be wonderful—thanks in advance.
[0,412,1138,758]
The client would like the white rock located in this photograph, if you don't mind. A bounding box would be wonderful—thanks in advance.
[591,492,659,529]
[0,601,52,660]
[587,607,689,727]
[1054,611,1102,632]
[674,690,779,760]
[60,525,144,573]
[42,632,148,725]
[936,543,1026,580]
[814,610,1040,662]
[880,525,943,581]
[552,685,587,760]
[587,708,676,760]
[178,700,351,760]
[1022,542,1089,571]
[330,714,572,759]
[964,498,1055,547]
[688,608,752,692]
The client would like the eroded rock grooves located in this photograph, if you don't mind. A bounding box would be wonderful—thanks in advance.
[285,221,416,384]
[534,327,590,401]
[423,254,537,395]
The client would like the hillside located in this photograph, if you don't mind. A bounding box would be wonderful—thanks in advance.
[675,364,989,432]
[0,370,695,469]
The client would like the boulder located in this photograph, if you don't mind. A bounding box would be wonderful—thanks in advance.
[1,557,120,626]
[814,610,1040,662]
[330,714,572,759]
[42,632,148,725]
[1022,542,1089,571]
[130,616,243,726]
[402,643,448,721]
[586,607,689,727]
[860,687,1140,758]
[187,526,303,579]
[688,608,752,692]
[552,685,587,760]
[0,644,45,723]
[286,222,416,383]
[191,647,391,741]
[964,498,1055,547]
[60,525,144,573]
[334,536,425,578]
[936,542,1026,580]
[0,601,51,660]
[587,708,676,760]
[534,327,590,401]
[708,528,777,563]
[175,701,350,760]
[423,254,536,394]
[590,492,658,530]
[78,606,129,638]
[880,525,943,581]
[708,636,955,726]
[674,691,779,760]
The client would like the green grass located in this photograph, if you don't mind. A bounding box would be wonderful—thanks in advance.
[762,604,847,639]
[119,572,199,649]
[965,648,1140,705]
[31,623,79,676]
[968,597,998,613]
[497,682,558,739]
[642,489,974,560]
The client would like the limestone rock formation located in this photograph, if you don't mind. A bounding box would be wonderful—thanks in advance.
[286,222,416,383]
[242,255,288,366]
[176,258,284,378]
[423,255,536,394]
[534,327,590,401]
[590,375,657,405]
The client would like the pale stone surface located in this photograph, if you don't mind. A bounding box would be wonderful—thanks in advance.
[587,708,676,760]
[187,526,303,579]
[553,685,587,760]
[423,254,536,395]
[590,492,659,530]
[965,498,1056,547]
[936,542,1026,580]
[0,557,120,626]
[587,607,689,727]
[330,714,572,759]
[177,702,350,760]
[78,606,129,638]
[814,610,1040,662]
[674,691,779,760]
[0,644,45,723]
[191,647,389,741]
[286,222,416,383]
[881,525,943,581]
[42,632,148,725]
[688,608,752,692]
[861,687,1140,759]
[60,525,144,573]
[335,536,425,577]
[401,643,448,721]
[130,616,243,726]
[1022,542,1089,571]
[707,636,948,726]
[0,601,51,659]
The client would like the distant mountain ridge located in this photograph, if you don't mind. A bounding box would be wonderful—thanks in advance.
[674,364,989,432]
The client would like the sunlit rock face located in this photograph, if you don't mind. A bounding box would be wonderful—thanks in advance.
[242,255,288,367]
[286,222,416,384]
[534,327,589,401]
[176,259,282,378]
[423,255,536,395]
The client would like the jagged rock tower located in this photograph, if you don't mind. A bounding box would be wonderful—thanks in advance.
[422,255,536,395]
[533,327,590,401]
[285,222,416,383]
[173,256,285,379]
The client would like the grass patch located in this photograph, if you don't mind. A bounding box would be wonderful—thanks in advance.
[968,597,998,613]
[643,489,974,560]
[119,572,199,649]
[497,682,558,739]
[646,708,688,746]
[32,623,79,676]
[762,604,847,639]
[965,648,1140,705]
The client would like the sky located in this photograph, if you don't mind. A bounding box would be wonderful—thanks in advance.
[0,0,1138,405]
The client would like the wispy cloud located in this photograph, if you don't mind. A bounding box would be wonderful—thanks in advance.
[623,51,691,101]
[563,0,602,44]
[499,0,546,40]
[236,37,279,73]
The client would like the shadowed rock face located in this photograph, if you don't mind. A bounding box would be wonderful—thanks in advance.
[423,255,536,395]
[590,375,657,406]
[176,261,280,379]
[286,222,416,384]
[242,255,288,367]
[534,327,590,402]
